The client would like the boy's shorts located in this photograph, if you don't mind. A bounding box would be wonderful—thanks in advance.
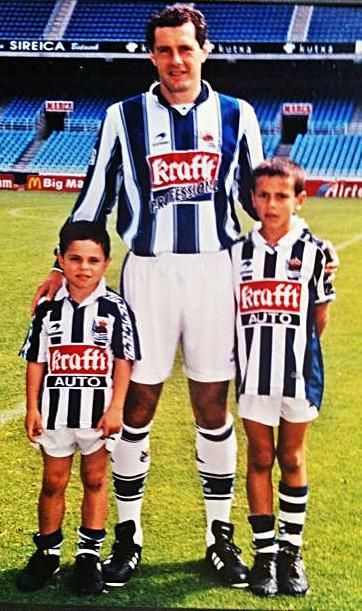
[238,395,319,427]
[33,428,115,458]
[122,251,235,384]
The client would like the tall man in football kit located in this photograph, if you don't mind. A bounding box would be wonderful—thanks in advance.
[33,3,263,588]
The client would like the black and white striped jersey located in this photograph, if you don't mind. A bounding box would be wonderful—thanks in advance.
[70,81,263,256]
[20,279,140,430]
[232,218,336,408]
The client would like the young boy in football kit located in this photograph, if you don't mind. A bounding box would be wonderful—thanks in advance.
[17,221,140,595]
[232,158,336,597]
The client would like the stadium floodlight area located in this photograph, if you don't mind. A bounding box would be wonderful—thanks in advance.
[290,134,362,177]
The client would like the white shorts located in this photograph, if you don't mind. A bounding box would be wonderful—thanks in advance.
[238,395,319,427]
[122,251,236,384]
[33,428,112,458]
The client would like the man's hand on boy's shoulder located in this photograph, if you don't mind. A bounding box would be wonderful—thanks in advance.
[31,270,63,315]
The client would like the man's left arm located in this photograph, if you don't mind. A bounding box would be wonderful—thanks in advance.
[236,101,264,220]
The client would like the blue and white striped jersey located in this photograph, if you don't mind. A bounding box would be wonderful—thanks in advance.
[20,279,140,430]
[232,218,336,408]
[71,81,263,256]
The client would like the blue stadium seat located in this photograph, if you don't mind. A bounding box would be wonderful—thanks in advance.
[262,134,280,158]
[0,130,35,170]
[307,6,362,42]
[1,97,44,128]
[28,131,97,173]
[290,134,362,177]
[64,1,294,42]
[0,0,54,38]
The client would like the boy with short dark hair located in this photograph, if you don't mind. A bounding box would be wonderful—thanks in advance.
[17,221,140,595]
[232,158,336,597]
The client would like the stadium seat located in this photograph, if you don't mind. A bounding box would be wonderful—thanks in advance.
[27,131,97,173]
[307,6,362,42]
[0,130,35,170]
[290,134,362,177]
[64,1,294,42]
[0,0,55,38]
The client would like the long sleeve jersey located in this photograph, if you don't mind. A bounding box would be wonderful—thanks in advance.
[70,81,264,256]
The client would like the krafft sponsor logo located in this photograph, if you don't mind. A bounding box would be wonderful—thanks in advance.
[147,151,221,191]
[26,175,85,192]
[48,345,108,375]
[306,179,362,199]
[240,280,302,314]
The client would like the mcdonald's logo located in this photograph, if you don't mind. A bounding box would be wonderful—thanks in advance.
[26,175,42,190]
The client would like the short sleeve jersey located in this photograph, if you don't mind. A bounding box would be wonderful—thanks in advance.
[20,279,140,430]
[232,217,336,408]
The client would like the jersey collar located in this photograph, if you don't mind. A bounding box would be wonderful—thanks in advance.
[251,216,308,253]
[149,80,211,109]
[55,277,107,307]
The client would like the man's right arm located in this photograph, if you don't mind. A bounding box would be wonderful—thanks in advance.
[31,105,123,313]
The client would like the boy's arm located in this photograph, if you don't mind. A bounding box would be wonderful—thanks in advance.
[315,302,330,337]
[25,361,46,442]
[95,358,132,437]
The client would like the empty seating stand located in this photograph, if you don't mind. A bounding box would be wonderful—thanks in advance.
[0,0,55,38]
[290,134,362,177]
[307,6,362,42]
[28,131,97,174]
[0,130,35,170]
[64,1,294,42]
[1,97,44,129]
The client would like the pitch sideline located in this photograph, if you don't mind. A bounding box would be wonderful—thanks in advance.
[0,403,24,426]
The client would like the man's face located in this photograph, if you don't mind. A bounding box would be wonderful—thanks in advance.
[150,21,208,103]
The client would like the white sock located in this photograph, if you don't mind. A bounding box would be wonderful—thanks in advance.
[195,413,237,547]
[110,421,152,547]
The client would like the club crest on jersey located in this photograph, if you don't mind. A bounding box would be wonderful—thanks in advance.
[240,279,302,327]
[91,317,109,342]
[147,150,221,213]
[286,257,302,279]
[199,131,219,149]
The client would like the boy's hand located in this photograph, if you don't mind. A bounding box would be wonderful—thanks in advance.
[31,270,63,315]
[96,404,122,438]
[25,408,43,442]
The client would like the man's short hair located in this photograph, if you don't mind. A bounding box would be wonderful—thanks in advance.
[59,221,111,259]
[146,3,208,50]
[252,157,306,195]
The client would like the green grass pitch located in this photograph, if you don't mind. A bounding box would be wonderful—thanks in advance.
[0,191,361,609]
